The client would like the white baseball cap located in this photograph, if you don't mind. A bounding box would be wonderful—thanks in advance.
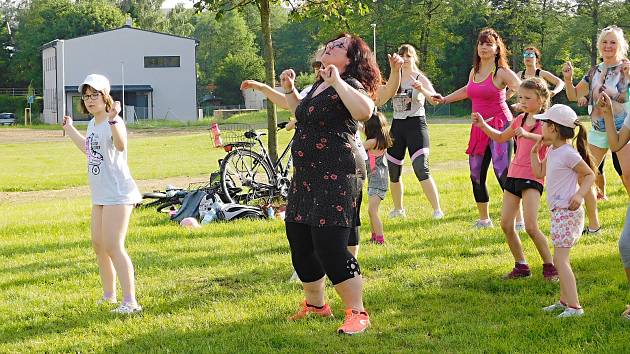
[79,74,110,95]
[534,104,577,128]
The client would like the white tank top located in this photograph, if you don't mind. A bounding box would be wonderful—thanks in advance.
[392,74,426,119]
[85,117,142,205]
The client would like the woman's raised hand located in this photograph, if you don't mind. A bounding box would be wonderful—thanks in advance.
[62,115,73,129]
[108,101,121,121]
[597,92,613,115]
[388,53,404,71]
[319,64,341,86]
[621,59,630,80]
[279,69,296,91]
[409,76,423,91]
[471,112,484,127]
[577,96,588,107]
[562,62,574,79]
[431,94,445,105]
[240,80,265,91]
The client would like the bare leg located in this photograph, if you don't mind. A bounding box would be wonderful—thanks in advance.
[420,177,441,212]
[522,189,553,264]
[554,248,580,308]
[368,196,384,236]
[347,245,358,258]
[302,277,326,307]
[102,204,137,304]
[500,192,523,261]
[616,145,630,197]
[91,205,116,299]
[390,181,404,211]
[477,202,490,221]
[333,276,364,311]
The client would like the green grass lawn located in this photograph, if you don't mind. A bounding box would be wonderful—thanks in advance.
[1,122,629,352]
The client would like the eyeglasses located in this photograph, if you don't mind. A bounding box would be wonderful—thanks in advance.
[81,92,102,101]
[312,61,322,70]
[523,52,537,58]
[326,40,347,51]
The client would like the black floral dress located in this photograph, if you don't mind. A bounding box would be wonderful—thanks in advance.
[285,77,367,228]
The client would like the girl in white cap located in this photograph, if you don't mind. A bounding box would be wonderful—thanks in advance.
[530,104,595,318]
[62,74,143,314]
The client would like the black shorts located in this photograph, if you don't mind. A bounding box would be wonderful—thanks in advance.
[504,177,543,198]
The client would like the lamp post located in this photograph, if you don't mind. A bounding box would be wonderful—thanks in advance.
[121,61,125,121]
[370,23,376,60]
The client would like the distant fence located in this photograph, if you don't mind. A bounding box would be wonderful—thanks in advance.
[199,105,246,116]
[0,88,38,96]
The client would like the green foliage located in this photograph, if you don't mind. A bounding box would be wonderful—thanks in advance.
[0,95,43,123]
[294,71,315,90]
[214,52,265,105]
[11,0,125,88]
[118,0,167,32]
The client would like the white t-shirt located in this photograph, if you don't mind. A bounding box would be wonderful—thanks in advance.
[392,74,426,119]
[545,144,582,210]
[85,117,142,205]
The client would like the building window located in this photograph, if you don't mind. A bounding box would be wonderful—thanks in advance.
[144,56,180,68]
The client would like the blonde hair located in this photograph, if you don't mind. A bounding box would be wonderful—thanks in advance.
[520,77,551,112]
[80,85,115,115]
[398,44,421,73]
[597,26,629,61]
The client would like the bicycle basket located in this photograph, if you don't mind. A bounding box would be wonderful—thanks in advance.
[214,123,255,146]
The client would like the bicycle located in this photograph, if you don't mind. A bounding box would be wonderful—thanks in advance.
[219,122,293,206]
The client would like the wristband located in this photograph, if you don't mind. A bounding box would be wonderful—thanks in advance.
[284,88,295,94]
[108,120,118,125]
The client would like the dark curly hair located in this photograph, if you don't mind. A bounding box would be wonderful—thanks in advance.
[326,33,382,99]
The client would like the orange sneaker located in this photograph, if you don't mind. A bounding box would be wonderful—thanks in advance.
[288,300,333,321]
[337,308,370,335]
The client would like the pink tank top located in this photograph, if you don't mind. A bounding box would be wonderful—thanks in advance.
[465,71,513,155]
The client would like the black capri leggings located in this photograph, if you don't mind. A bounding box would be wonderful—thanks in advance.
[386,116,431,183]
[286,222,361,285]
[598,153,622,176]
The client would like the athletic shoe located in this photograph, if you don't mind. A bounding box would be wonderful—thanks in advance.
[503,262,531,279]
[557,307,584,318]
[582,227,601,235]
[542,263,559,281]
[288,270,300,283]
[97,296,117,305]
[432,210,445,220]
[596,191,608,201]
[370,234,385,245]
[622,305,630,320]
[515,221,525,232]
[337,308,370,335]
[288,300,333,321]
[473,219,494,229]
[388,209,406,218]
[542,301,567,312]
[111,302,142,314]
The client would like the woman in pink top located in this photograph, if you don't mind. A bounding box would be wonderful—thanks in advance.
[473,78,557,281]
[434,28,521,228]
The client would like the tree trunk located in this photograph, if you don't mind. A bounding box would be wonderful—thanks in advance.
[259,0,277,161]
[590,0,599,66]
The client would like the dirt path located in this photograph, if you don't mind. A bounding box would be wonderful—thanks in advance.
[0,127,206,144]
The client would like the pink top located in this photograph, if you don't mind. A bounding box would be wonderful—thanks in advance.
[367,149,385,171]
[545,144,583,210]
[507,113,547,185]
[465,71,513,156]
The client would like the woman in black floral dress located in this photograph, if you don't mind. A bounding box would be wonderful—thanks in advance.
[281,33,381,335]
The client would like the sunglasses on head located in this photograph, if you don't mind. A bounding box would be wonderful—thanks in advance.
[523,52,537,58]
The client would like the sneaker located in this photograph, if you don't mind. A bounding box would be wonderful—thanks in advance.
[622,305,630,320]
[542,263,559,281]
[515,221,525,232]
[473,219,494,229]
[337,308,370,335]
[503,262,531,279]
[288,300,333,321]
[288,270,300,283]
[97,296,118,305]
[111,302,142,314]
[543,301,567,312]
[582,227,601,235]
[388,209,406,218]
[557,307,584,318]
[370,234,385,245]
[596,190,608,201]
[432,210,445,219]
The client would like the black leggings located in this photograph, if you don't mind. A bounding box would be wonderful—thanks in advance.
[286,222,361,285]
[386,116,431,182]
[598,153,622,176]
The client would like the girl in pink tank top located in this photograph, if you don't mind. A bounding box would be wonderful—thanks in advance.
[432,28,521,227]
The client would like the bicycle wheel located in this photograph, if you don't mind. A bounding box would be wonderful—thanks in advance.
[220,149,276,205]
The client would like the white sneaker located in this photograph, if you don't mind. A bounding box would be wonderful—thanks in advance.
[112,302,142,314]
[557,307,584,318]
[542,301,567,312]
[473,219,494,229]
[432,210,444,220]
[388,209,406,218]
[288,270,300,283]
[97,297,118,305]
[515,221,525,232]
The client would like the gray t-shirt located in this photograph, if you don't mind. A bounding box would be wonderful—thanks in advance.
[86,117,142,205]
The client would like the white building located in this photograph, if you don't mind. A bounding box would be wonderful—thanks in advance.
[42,22,198,124]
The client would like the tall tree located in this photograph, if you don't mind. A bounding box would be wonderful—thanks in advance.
[117,0,168,32]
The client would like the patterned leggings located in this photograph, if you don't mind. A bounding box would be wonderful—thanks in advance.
[469,139,512,203]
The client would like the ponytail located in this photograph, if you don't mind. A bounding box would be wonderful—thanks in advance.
[574,121,593,170]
